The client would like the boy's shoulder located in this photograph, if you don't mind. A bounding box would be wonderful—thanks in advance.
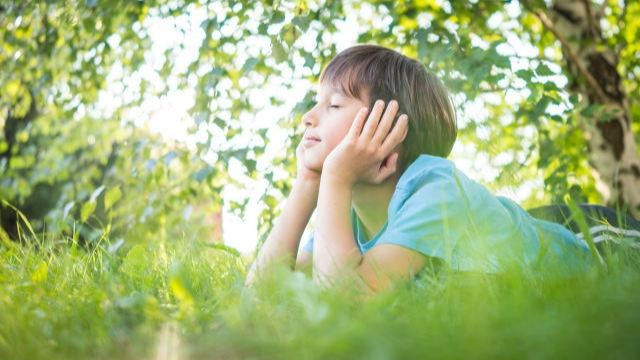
[391,153,490,214]
[395,154,456,192]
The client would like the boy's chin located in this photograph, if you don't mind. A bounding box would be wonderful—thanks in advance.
[303,156,324,173]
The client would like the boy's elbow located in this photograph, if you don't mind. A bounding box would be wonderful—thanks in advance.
[295,250,313,276]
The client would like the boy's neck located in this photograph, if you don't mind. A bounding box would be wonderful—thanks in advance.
[351,173,400,240]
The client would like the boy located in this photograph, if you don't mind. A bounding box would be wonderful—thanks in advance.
[244,44,639,296]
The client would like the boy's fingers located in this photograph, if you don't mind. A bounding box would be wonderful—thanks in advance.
[361,100,385,139]
[348,107,368,138]
[381,115,408,154]
[372,100,399,146]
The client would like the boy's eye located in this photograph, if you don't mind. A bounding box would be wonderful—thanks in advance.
[329,104,340,109]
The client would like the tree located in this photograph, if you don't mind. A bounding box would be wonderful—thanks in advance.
[524,0,640,217]
[1,0,637,251]
[0,0,221,244]
[352,0,639,218]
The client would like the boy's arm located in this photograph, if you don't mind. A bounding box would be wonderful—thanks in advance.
[313,176,428,295]
[312,100,423,296]
[313,176,428,296]
[244,178,319,287]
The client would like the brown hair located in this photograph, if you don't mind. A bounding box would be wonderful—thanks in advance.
[319,44,457,173]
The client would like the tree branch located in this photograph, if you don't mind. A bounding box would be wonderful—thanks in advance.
[521,0,610,103]
[581,0,599,40]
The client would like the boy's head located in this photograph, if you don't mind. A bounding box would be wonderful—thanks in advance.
[301,44,457,177]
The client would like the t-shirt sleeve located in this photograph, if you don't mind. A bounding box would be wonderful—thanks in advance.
[374,174,470,263]
[301,230,314,253]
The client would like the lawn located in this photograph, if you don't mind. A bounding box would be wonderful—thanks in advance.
[1,229,640,359]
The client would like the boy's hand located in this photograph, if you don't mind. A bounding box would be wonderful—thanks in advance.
[323,99,408,186]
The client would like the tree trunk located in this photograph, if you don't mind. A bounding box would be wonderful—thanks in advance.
[538,0,640,220]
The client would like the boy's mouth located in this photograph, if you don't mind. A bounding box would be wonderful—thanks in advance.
[303,134,321,147]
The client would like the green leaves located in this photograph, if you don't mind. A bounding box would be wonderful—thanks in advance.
[104,186,122,211]
[80,185,106,222]
[535,63,555,77]
[271,36,288,63]
[241,57,260,72]
[280,24,298,47]
[90,185,106,202]
[292,16,311,31]
[1,0,633,251]
[271,10,286,24]
[80,200,96,223]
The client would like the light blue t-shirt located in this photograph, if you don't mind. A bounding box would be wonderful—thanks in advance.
[302,154,595,275]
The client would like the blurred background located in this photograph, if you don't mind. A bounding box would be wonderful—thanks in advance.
[1,0,638,256]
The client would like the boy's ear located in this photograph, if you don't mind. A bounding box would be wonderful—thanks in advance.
[382,152,399,170]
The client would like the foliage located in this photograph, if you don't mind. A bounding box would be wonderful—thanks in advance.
[0,0,222,245]
[2,0,638,249]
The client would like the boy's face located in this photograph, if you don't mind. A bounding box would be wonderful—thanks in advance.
[301,82,369,172]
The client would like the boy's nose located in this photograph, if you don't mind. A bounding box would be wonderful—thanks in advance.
[302,111,317,127]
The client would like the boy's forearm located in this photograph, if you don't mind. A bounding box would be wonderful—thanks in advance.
[245,178,319,286]
[313,175,362,286]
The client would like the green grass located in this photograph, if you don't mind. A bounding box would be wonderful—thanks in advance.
[1,225,640,359]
